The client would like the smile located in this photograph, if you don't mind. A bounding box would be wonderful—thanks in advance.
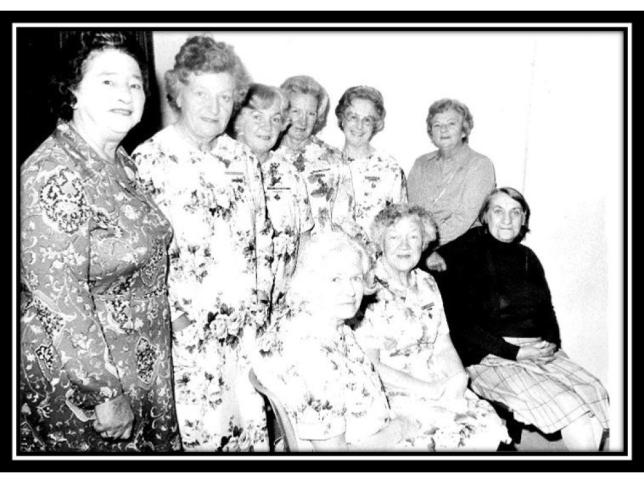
[110,108,133,116]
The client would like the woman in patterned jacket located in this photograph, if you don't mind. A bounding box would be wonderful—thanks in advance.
[20,31,180,452]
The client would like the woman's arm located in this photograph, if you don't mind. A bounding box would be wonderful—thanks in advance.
[21,160,128,434]
[309,416,414,451]
[364,348,446,400]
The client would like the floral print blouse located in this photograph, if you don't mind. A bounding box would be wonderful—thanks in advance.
[20,122,180,452]
[256,314,393,448]
[260,151,314,301]
[354,264,509,450]
[133,126,274,346]
[274,136,356,233]
[345,149,408,237]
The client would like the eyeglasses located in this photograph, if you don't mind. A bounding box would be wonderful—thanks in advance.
[344,112,377,129]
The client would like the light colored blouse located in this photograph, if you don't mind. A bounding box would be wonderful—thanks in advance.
[407,144,495,245]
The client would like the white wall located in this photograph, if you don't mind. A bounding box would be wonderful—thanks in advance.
[152,30,624,447]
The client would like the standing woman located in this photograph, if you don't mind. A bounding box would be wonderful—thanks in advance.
[275,75,359,237]
[233,83,314,306]
[335,86,408,238]
[407,98,495,271]
[132,36,273,451]
[20,31,180,452]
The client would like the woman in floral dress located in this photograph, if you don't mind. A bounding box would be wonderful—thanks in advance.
[132,36,273,451]
[274,75,361,239]
[254,227,435,451]
[335,86,408,238]
[233,83,313,306]
[20,32,180,452]
[353,204,509,451]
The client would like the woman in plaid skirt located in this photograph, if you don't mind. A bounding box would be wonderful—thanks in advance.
[437,187,609,451]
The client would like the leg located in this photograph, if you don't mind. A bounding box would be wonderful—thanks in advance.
[560,413,599,451]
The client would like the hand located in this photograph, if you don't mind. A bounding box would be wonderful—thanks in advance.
[93,394,134,440]
[425,252,447,272]
[517,340,557,363]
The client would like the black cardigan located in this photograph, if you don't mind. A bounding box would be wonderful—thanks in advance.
[434,227,561,367]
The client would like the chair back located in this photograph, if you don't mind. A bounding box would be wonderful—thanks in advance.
[249,368,299,452]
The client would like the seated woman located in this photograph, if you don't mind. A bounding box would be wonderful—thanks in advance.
[353,204,510,451]
[437,187,609,451]
[253,225,435,451]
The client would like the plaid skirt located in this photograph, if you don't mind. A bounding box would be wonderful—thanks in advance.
[466,350,609,434]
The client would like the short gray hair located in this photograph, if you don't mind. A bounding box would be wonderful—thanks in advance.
[370,204,438,252]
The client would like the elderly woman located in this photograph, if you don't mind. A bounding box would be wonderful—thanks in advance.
[254,226,437,451]
[132,36,273,451]
[233,83,314,305]
[407,98,496,272]
[275,75,359,238]
[353,204,509,450]
[335,85,407,237]
[20,31,180,451]
[437,187,609,451]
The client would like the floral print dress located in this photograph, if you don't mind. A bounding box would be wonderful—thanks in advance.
[345,149,408,237]
[274,136,359,236]
[354,265,510,451]
[254,310,436,451]
[20,123,181,452]
[133,126,274,451]
[260,151,314,304]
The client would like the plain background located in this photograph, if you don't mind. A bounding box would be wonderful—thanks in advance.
[150,30,624,449]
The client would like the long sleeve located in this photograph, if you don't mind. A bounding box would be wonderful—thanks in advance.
[21,161,123,407]
[526,249,561,348]
[247,152,275,306]
[438,155,495,245]
[438,229,520,365]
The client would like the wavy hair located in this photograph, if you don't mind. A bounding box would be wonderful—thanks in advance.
[51,31,147,121]
[426,98,474,143]
[280,75,330,135]
[370,203,439,252]
[232,83,289,137]
[164,35,251,113]
[334,85,386,136]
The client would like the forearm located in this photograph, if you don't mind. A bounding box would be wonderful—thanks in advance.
[375,362,444,400]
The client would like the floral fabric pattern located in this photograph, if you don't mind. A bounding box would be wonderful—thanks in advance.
[354,266,509,450]
[345,150,408,237]
[255,310,436,451]
[274,136,357,233]
[132,126,272,451]
[260,151,314,302]
[20,122,180,452]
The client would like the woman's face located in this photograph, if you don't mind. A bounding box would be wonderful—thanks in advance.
[285,92,318,143]
[237,99,284,157]
[342,98,379,149]
[485,192,525,243]
[429,108,466,151]
[72,49,145,143]
[311,248,365,322]
[382,217,428,275]
[176,72,235,144]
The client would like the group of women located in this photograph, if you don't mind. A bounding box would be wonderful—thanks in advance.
[19,32,609,453]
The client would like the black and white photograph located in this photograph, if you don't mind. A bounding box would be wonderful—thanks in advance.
[8,9,635,473]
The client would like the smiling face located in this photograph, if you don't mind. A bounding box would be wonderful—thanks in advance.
[285,92,318,143]
[72,48,145,144]
[310,248,365,322]
[176,72,235,145]
[382,216,429,275]
[429,108,466,151]
[342,98,379,150]
[237,99,284,157]
[485,192,525,243]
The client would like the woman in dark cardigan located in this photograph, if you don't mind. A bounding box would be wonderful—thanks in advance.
[437,187,609,451]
